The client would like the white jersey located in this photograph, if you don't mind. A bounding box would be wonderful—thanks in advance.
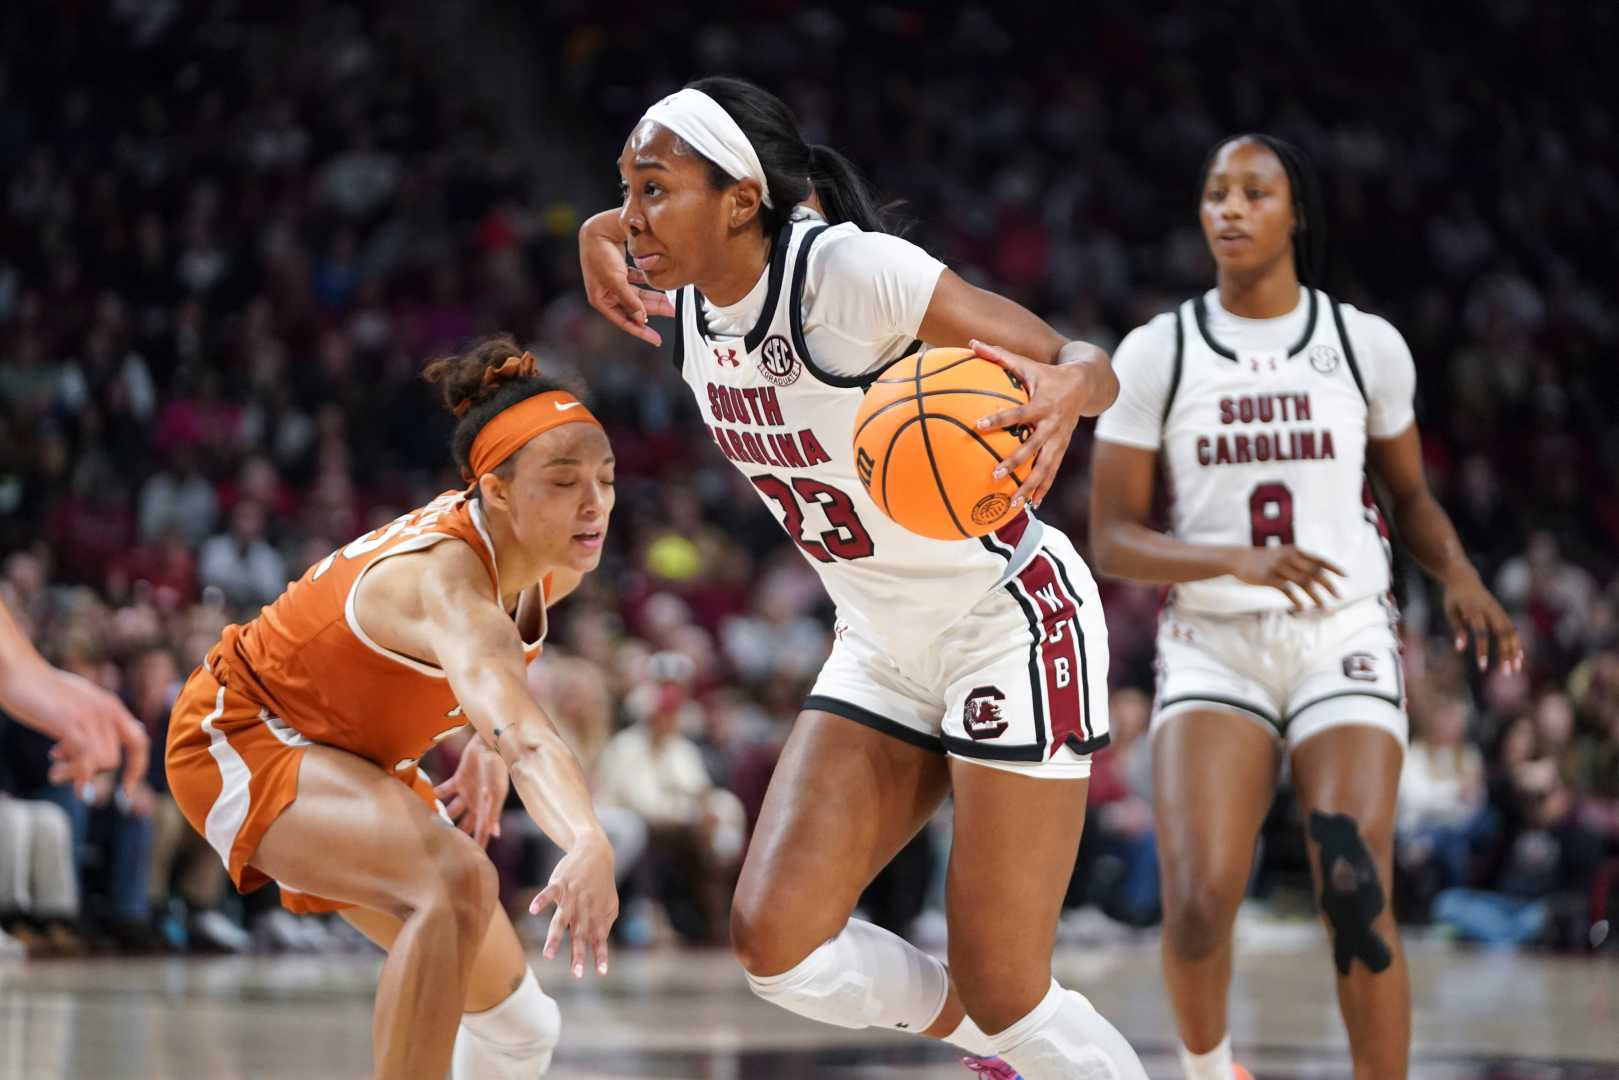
[671,214,1047,665]
[1095,287,1417,614]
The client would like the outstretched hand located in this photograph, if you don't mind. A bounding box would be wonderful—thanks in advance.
[530,831,618,979]
[433,736,509,847]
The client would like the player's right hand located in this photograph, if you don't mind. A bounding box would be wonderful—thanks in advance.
[530,830,618,979]
[1227,545,1345,611]
[43,669,150,797]
[579,212,674,347]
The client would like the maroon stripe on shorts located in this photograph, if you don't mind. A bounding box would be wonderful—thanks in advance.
[1013,550,1089,755]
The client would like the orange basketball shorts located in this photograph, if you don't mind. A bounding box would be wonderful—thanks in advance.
[165,661,444,914]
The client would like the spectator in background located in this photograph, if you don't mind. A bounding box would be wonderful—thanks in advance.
[1396,695,1492,909]
[134,646,248,953]
[197,499,287,611]
[595,652,746,945]
[0,793,80,957]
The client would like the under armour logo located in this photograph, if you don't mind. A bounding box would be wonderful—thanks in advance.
[714,348,740,367]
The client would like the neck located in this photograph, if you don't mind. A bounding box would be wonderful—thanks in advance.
[483,504,548,608]
[1216,261,1301,319]
[695,226,772,307]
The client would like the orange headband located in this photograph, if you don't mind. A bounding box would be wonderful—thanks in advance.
[467,390,603,480]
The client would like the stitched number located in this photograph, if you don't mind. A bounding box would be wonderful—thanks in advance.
[751,476,875,563]
[1249,481,1295,547]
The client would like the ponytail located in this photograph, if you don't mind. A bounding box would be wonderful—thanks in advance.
[685,76,898,236]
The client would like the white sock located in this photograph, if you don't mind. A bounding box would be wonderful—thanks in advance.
[1179,1033,1233,1080]
[944,1013,997,1057]
[989,980,1149,1080]
[451,969,561,1079]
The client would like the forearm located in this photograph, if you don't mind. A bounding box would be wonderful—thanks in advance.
[1390,490,1478,585]
[0,606,61,732]
[1056,340,1119,415]
[1093,520,1243,586]
[461,674,605,850]
[580,208,627,247]
[504,723,606,851]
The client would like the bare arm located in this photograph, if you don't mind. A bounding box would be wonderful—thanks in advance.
[1089,439,1345,609]
[416,545,617,976]
[1367,423,1521,670]
[418,549,603,852]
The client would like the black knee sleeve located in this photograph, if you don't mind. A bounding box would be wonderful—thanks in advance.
[1307,810,1393,976]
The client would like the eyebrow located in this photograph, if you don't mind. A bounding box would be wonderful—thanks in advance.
[542,456,616,467]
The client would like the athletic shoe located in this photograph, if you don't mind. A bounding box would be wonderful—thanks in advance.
[1234,1065,1255,1080]
[961,1057,1018,1078]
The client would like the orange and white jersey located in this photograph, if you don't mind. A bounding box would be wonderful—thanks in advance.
[207,488,546,772]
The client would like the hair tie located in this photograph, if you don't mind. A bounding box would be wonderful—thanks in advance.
[453,351,539,418]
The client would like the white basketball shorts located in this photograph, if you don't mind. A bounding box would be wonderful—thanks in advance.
[1151,593,1407,749]
[806,529,1110,779]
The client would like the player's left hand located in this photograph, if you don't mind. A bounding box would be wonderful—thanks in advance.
[434,736,510,847]
[1442,570,1523,673]
[972,339,1114,509]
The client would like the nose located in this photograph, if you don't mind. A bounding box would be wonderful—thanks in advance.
[620,194,644,236]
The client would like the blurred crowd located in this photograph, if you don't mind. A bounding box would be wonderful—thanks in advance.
[2,2,1616,959]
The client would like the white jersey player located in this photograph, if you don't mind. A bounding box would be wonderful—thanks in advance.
[1090,133,1520,1080]
[580,77,1147,1080]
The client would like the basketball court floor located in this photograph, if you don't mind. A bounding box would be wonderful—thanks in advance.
[2,931,1615,1078]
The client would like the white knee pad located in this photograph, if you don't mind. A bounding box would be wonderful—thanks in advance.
[452,969,561,1079]
[743,918,950,1033]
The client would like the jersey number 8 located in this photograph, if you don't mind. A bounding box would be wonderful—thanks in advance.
[1249,481,1295,547]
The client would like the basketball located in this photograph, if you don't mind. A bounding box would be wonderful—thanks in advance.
[852,347,1030,541]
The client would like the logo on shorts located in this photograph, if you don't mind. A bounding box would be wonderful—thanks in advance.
[1309,345,1341,374]
[963,685,1008,740]
[971,492,1011,527]
[758,335,802,386]
[1342,652,1379,681]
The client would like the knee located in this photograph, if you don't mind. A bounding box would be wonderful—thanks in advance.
[416,836,498,940]
[1161,877,1244,961]
[946,941,1049,1035]
[729,890,798,975]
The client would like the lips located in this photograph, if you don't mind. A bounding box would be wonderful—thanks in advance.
[572,530,605,551]
[631,252,667,272]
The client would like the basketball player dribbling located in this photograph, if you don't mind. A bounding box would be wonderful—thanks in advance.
[165,338,619,1079]
[579,76,1149,1079]
[1090,134,1521,1080]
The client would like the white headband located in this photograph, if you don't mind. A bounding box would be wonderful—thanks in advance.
[641,88,774,209]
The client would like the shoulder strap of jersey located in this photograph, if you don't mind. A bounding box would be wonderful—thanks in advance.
[788,222,888,390]
[1327,292,1370,404]
[670,287,687,373]
[1162,303,1186,423]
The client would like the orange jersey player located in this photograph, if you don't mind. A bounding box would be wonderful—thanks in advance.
[166,337,618,1080]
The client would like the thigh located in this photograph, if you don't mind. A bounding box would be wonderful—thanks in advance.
[1152,707,1281,894]
[1291,724,1403,864]
[943,758,1088,1020]
[251,744,488,919]
[342,902,529,1013]
[732,709,950,971]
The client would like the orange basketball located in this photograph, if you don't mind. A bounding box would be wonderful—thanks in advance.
[852,347,1029,541]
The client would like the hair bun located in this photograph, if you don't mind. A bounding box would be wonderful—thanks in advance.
[455,351,539,417]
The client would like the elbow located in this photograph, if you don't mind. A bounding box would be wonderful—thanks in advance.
[1088,522,1121,578]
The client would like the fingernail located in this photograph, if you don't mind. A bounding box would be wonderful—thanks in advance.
[598,961,609,975]
[993,467,1006,479]
[573,964,584,979]
[977,418,990,430]
[1012,495,1025,508]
